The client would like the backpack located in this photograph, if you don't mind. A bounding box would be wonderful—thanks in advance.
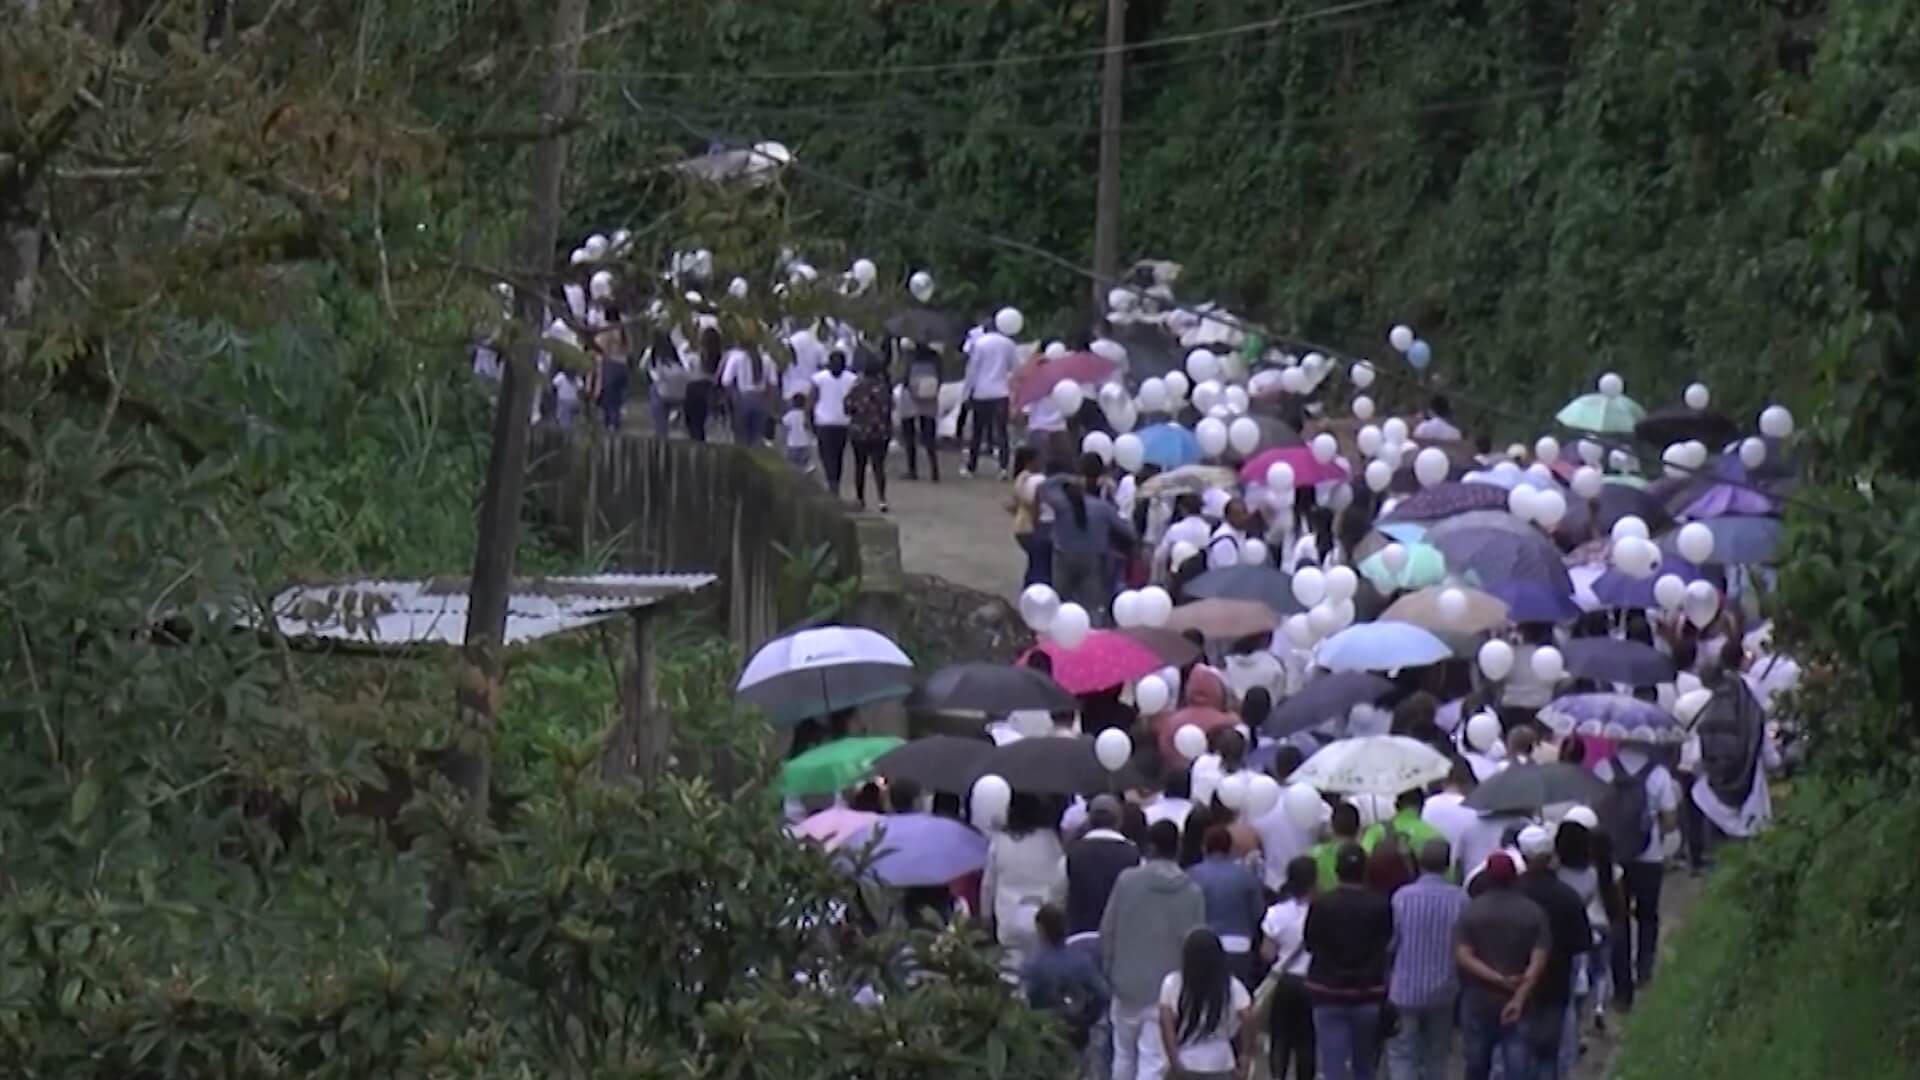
[907,353,942,402]
[1603,755,1658,856]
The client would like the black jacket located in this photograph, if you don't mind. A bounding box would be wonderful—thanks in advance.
[1065,831,1141,935]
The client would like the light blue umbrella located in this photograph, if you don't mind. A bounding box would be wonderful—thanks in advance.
[1136,423,1203,469]
[1315,622,1453,673]
[1377,521,1429,544]
[1556,392,1646,434]
[837,813,988,887]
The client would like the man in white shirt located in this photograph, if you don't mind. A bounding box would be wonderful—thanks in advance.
[1022,391,1069,468]
[783,324,826,400]
[1421,761,1481,847]
[961,327,1018,477]
[1592,745,1680,1007]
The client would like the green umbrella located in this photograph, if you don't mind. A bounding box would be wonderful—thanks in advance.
[779,737,904,798]
[1556,393,1646,434]
[1357,542,1449,593]
[1602,473,1650,490]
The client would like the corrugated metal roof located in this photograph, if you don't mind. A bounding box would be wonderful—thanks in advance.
[253,573,716,650]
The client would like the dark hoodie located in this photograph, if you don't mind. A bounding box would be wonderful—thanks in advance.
[1697,671,1766,808]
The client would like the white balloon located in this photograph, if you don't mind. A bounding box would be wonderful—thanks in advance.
[1196,417,1229,457]
[1365,459,1393,493]
[1608,449,1638,474]
[1284,783,1324,830]
[1107,287,1135,312]
[1218,772,1251,811]
[1191,770,1220,807]
[1381,543,1411,576]
[1283,613,1316,648]
[692,249,713,279]
[1684,579,1720,622]
[1653,573,1687,612]
[1739,437,1768,469]
[1280,367,1309,395]
[1245,774,1283,818]
[584,233,609,258]
[995,307,1025,337]
[1578,439,1606,466]
[1353,395,1377,421]
[850,258,878,286]
[1611,536,1658,579]
[1684,382,1711,410]
[1206,404,1234,421]
[1330,482,1356,512]
[1508,485,1540,522]
[1267,461,1297,492]
[1478,639,1515,681]
[971,774,1011,828]
[1136,675,1172,715]
[1383,417,1410,444]
[1174,724,1208,761]
[1186,349,1221,383]
[1308,601,1341,637]
[1598,372,1625,397]
[1530,645,1566,682]
[1325,566,1359,602]
[1437,587,1470,629]
[1114,433,1146,473]
[1677,522,1716,565]
[1165,371,1191,401]
[1414,447,1451,488]
[1225,385,1251,415]
[1229,417,1261,456]
[1049,603,1092,649]
[1759,405,1794,439]
[1389,325,1416,353]
[1242,538,1270,566]
[1311,433,1340,464]
[1357,425,1385,457]
[1011,709,1054,738]
[1533,489,1568,530]
[1571,466,1604,500]
[1138,587,1174,628]
[1136,379,1170,414]
[1534,436,1561,465]
[909,270,935,302]
[589,270,616,299]
[1292,567,1328,607]
[1171,541,1201,571]
[1018,585,1061,632]
[1466,711,1503,753]
[1331,598,1357,629]
[1208,541,1240,570]
[1051,379,1085,415]
[1662,442,1691,478]
[1611,515,1651,542]
[1082,430,1115,464]
[1351,361,1377,389]
[1682,440,1710,470]
[1193,379,1226,413]
[1111,589,1141,628]
[1045,341,1068,358]
[1095,728,1134,772]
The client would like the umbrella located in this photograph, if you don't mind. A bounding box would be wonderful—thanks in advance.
[1238,445,1345,487]
[1375,521,1429,545]
[1316,622,1453,673]
[1539,693,1684,744]
[1138,464,1238,499]
[790,807,883,847]
[1288,735,1453,796]
[1560,484,1673,545]
[780,737,905,797]
[838,814,988,887]
[1431,528,1574,593]
[1656,515,1782,565]
[1380,587,1509,635]
[1357,542,1449,593]
[1424,510,1542,543]
[1676,482,1778,520]
[914,662,1078,715]
[974,736,1115,795]
[1022,630,1166,694]
[1011,351,1121,409]
[882,306,967,348]
[1108,322,1184,379]
[1464,763,1614,815]
[1567,563,1605,613]
[1556,392,1646,434]
[1135,423,1204,469]
[1381,482,1513,522]
[1164,598,1280,641]
[873,735,995,794]
[737,625,915,727]
[1184,565,1301,616]
[1240,415,1303,453]
[1481,579,1584,624]
[1589,558,1720,609]
[1561,638,1677,687]
[1634,407,1740,449]
[1117,627,1205,668]
[1266,672,1395,737]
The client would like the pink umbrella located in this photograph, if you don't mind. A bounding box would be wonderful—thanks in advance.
[789,807,882,848]
[1020,630,1165,694]
[1010,351,1121,409]
[1238,445,1347,487]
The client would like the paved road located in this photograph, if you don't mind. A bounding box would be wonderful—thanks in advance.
[833,444,1024,599]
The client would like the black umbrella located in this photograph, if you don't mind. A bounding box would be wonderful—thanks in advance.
[1561,638,1677,688]
[1107,323,1183,380]
[1266,672,1395,738]
[1118,627,1205,669]
[873,735,995,794]
[912,663,1078,715]
[1464,764,1613,815]
[1185,565,1301,616]
[1634,407,1740,449]
[883,306,968,348]
[973,736,1120,796]
[1559,483,1673,546]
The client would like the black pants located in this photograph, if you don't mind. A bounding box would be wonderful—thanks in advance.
[851,438,889,505]
[1611,860,1665,1006]
[1269,975,1316,1080]
[817,424,849,494]
[902,416,938,480]
[966,396,1010,473]
[683,381,712,442]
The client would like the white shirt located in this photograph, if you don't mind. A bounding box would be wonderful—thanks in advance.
[1421,791,1479,848]
[782,409,813,449]
[1413,416,1463,442]
[1453,812,1527,879]
[1260,898,1312,976]
[1024,395,1067,432]
[1253,801,1324,892]
[784,329,826,398]
[1501,645,1557,709]
[552,373,579,405]
[1224,652,1285,704]
[720,348,773,392]
[1158,972,1251,1072]
[962,332,1019,400]
[810,369,858,426]
[982,831,1067,947]
[1592,750,1680,862]
[1143,795,1194,832]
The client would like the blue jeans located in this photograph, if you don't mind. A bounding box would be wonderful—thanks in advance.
[1461,986,1540,1080]
[1312,1001,1382,1080]
[1386,1000,1454,1080]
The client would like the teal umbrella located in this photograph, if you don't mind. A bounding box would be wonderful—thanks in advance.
[779,736,905,797]
[1556,393,1646,434]
[1357,542,1448,593]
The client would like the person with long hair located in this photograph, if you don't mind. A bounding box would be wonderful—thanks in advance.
[1045,454,1136,623]
[1007,447,1053,587]
[644,328,687,434]
[687,326,721,442]
[595,307,631,431]
[1260,855,1319,1079]
[845,355,895,512]
[979,791,1067,970]
[1157,927,1254,1080]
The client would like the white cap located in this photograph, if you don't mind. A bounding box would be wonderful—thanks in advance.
[1562,805,1600,831]
[1201,489,1232,519]
[1518,825,1554,858]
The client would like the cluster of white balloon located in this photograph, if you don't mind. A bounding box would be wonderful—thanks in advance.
[1277,565,1364,648]
[1017,582,1177,651]
[1476,638,1566,684]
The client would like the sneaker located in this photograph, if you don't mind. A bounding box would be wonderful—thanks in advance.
[959,466,973,478]
[998,469,1010,480]
[879,502,890,513]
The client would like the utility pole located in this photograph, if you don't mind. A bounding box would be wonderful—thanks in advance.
[445,0,591,820]
[1091,0,1126,314]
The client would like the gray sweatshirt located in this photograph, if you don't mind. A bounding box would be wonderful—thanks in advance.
[1098,858,1205,1007]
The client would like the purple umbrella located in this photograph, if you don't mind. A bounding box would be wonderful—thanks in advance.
[1431,528,1574,593]
[838,813,988,887]
[1656,515,1782,565]
[1559,484,1673,546]
[1266,672,1395,737]
[1381,482,1513,522]
[1589,558,1722,609]
[1482,579,1583,624]
[1539,693,1684,745]
[1561,638,1677,687]
[1678,483,1777,520]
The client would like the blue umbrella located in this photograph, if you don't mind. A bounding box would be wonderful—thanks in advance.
[1267,672,1395,737]
[1316,622,1453,673]
[1482,579,1583,624]
[1539,693,1683,745]
[1656,515,1782,565]
[1136,423,1203,469]
[1561,638,1676,687]
[838,813,988,887]
[1431,528,1574,593]
[1377,521,1429,544]
[1589,558,1722,609]
[1185,565,1301,615]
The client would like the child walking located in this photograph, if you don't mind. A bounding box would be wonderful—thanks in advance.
[782,393,815,474]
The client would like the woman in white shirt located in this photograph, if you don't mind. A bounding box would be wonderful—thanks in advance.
[1258,855,1318,1080]
[1160,929,1253,1080]
[978,793,1066,969]
[809,352,859,497]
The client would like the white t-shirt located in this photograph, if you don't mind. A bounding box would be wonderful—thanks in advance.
[1024,395,1067,432]
[1501,644,1558,709]
[720,348,773,393]
[784,329,826,398]
[1413,416,1463,442]
[782,409,813,449]
[1592,750,1680,862]
[1260,898,1312,977]
[1158,972,1251,1073]
[552,373,579,405]
[963,332,1019,400]
[1253,800,1324,892]
[811,369,858,426]
[1421,791,1479,848]
[1143,795,1193,832]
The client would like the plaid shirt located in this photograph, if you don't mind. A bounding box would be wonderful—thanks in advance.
[1388,873,1469,1008]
